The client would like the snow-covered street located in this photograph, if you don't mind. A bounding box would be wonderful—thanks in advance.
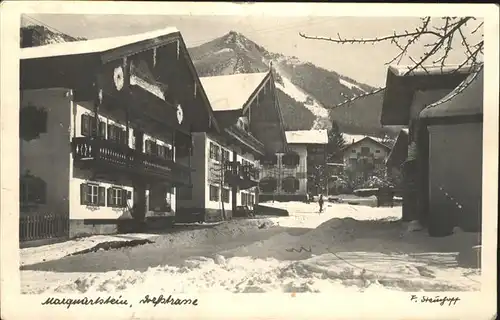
[20,201,481,294]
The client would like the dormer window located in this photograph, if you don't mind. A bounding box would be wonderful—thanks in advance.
[237,116,249,132]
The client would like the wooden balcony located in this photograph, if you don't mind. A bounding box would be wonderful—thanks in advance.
[71,137,192,186]
[223,161,259,190]
[225,125,265,156]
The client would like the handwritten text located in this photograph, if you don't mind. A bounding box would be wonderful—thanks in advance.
[410,295,461,306]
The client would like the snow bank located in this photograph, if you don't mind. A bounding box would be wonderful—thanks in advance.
[21,203,480,294]
[20,233,159,266]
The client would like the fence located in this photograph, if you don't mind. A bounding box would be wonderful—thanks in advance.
[19,212,69,242]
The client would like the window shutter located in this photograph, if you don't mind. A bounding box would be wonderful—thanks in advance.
[152,141,158,156]
[107,124,113,141]
[98,186,106,206]
[91,117,98,137]
[148,190,153,209]
[145,140,152,154]
[120,129,128,145]
[127,190,132,200]
[107,188,113,207]
[157,145,164,158]
[294,179,300,191]
[99,121,107,139]
[81,114,90,136]
[121,189,128,207]
[80,183,87,205]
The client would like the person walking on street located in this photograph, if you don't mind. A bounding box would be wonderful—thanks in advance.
[318,194,324,213]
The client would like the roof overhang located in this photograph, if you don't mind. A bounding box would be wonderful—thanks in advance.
[420,67,483,123]
[380,64,475,126]
[342,136,391,152]
[20,29,220,133]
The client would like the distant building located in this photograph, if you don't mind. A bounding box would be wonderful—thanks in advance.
[176,70,287,222]
[259,129,328,201]
[342,137,391,180]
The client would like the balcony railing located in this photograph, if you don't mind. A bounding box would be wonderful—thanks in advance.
[225,125,265,155]
[223,160,260,189]
[72,137,191,185]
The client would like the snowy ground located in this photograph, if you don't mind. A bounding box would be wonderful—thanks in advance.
[20,201,481,294]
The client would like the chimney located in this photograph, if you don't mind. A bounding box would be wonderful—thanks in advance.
[21,28,35,48]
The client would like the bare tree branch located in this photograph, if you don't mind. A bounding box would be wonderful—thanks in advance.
[403,17,472,76]
[330,87,385,110]
[471,22,484,34]
[300,17,484,110]
[299,28,443,45]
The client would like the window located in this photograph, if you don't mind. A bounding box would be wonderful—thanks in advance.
[81,114,97,137]
[209,142,220,161]
[156,144,173,160]
[107,187,130,208]
[361,146,370,154]
[222,149,230,162]
[249,194,255,206]
[108,124,127,144]
[98,121,107,138]
[20,175,46,205]
[80,183,105,206]
[145,139,155,155]
[209,185,219,202]
[221,188,230,203]
[375,150,381,154]
[351,149,356,153]
[241,192,247,206]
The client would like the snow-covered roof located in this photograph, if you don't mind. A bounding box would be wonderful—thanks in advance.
[388,64,477,77]
[199,73,268,111]
[343,136,391,151]
[420,67,483,119]
[21,27,180,59]
[343,134,382,145]
[285,129,328,145]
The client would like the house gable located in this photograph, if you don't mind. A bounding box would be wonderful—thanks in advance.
[420,67,483,125]
[381,65,474,126]
[200,70,287,156]
[343,137,390,156]
[20,28,219,134]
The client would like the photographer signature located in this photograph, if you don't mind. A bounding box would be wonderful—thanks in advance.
[410,295,460,306]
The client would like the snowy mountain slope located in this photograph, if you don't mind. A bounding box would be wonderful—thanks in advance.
[188,31,399,137]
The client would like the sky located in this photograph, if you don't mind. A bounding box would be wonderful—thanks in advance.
[21,14,483,87]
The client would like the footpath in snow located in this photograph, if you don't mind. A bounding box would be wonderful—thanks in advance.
[20,201,481,294]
